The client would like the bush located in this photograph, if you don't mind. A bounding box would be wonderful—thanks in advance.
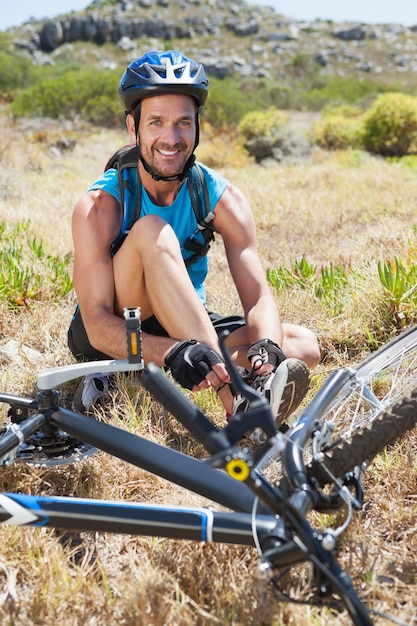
[238,107,289,161]
[0,50,43,97]
[11,68,123,126]
[360,93,417,157]
[204,77,268,128]
[237,107,289,141]
[82,94,122,127]
[305,76,388,110]
[203,77,304,128]
[269,128,312,163]
[196,123,251,168]
[287,53,319,83]
[312,105,363,150]
[237,107,312,162]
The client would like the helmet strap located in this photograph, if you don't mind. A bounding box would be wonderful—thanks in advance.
[133,104,140,137]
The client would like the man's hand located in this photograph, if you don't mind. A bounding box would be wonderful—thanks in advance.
[165,340,229,391]
[247,338,286,373]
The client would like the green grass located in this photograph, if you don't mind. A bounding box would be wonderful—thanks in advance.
[0,220,73,307]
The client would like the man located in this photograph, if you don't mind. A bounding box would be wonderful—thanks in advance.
[68,50,320,427]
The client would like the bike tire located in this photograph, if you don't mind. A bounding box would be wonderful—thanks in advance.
[325,323,417,427]
[304,324,417,485]
[258,324,417,480]
[309,386,417,486]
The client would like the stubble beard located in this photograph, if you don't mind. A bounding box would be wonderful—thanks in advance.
[141,141,192,179]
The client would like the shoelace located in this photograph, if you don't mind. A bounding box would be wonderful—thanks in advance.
[234,368,272,403]
[242,366,270,390]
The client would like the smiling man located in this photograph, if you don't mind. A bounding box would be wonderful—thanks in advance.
[68,50,320,429]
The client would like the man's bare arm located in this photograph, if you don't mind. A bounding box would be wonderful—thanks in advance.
[214,184,283,347]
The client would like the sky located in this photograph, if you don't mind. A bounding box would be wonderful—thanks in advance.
[0,0,415,31]
[0,1,90,31]
[256,1,417,26]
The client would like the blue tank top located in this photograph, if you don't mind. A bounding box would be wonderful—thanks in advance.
[88,162,228,305]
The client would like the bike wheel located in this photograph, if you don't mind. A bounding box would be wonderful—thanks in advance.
[308,324,417,485]
[309,387,417,486]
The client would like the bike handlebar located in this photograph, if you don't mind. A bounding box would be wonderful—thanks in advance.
[140,364,231,454]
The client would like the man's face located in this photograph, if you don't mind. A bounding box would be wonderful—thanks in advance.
[135,94,197,179]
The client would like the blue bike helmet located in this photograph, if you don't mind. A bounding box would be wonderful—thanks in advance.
[119,50,209,113]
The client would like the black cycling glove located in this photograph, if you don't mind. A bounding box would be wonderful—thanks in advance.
[247,338,287,371]
[165,340,224,390]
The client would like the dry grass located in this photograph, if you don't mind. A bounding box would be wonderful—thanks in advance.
[0,108,416,625]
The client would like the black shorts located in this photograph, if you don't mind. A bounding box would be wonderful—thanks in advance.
[67,306,245,362]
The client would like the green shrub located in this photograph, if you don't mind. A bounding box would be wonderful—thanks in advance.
[237,107,289,141]
[203,77,311,128]
[287,53,319,83]
[11,67,123,126]
[0,50,43,97]
[266,84,294,110]
[204,77,269,128]
[82,94,122,127]
[305,76,389,111]
[312,105,363,150]
[237,107,312,162]
[361,93,417,157]
[238,107,289,161]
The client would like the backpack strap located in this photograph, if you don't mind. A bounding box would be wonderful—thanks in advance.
[184,163,216,267]
[106,145,142,254]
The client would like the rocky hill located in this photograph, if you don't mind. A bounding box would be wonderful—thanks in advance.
[7,0,417,87]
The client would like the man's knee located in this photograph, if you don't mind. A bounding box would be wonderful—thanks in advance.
[302,333,321,368]
[282,324,321,368]
[128,215,180,255]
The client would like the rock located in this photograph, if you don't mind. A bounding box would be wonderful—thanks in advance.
[8,0,417,82]
[0,340,43,367]
[333,25,367,41]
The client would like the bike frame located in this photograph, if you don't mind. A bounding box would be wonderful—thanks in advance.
[0,355,279,542]
[0,355,362,556]
[1,316,394,626]
[0,491,278,545]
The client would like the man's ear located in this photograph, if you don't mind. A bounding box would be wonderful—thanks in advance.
[126,112,135,137]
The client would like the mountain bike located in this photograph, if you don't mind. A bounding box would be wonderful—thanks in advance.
[0,308,416,626]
